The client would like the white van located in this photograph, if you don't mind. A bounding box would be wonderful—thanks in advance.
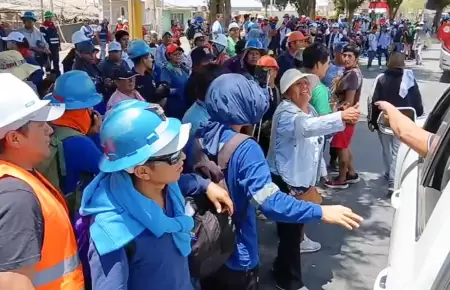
[373,87,450,290]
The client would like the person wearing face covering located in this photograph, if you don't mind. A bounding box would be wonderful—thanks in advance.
[224,39,266,78]
[184,74,363,290]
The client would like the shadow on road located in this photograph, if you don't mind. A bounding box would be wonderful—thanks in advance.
[258,122,393,290]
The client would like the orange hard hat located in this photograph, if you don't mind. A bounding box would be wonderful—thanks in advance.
[257,55,279,70]
[287,31,309,42]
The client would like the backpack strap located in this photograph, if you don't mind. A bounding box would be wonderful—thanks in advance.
[217,133,251,170]
[53,126,83,178]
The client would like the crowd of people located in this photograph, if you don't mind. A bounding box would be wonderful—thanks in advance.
[0,9,428,290]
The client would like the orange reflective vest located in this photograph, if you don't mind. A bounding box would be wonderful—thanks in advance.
[0,161,84,290]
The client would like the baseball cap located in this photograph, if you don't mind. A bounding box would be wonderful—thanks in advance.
[280,68,319,94]
[193,32,204,40]
[162,31,173,37]
[1,31,26,43]
[75,40,95,54]
[112,66,138,80]
[190,46,214,66]
[108,41,122,52]
[0,50,40,81]
[166,44,184,54]
[287,31,309,42]
[0,73,65,139]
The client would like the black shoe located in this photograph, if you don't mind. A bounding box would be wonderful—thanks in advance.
[275,279,306,290]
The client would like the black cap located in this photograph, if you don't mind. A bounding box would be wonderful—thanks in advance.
[190,46,214,66]
[112,65,138,80]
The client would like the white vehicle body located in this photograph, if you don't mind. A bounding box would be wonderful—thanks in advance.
[373,88,450,290]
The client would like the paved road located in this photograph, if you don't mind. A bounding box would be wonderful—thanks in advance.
[258,44,448,290]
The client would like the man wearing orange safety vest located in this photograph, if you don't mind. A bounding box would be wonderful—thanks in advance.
[0,73,84,290]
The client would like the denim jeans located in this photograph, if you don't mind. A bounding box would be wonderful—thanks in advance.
[377,47,389,66]
[367,50,377,68]
[377,132,401,188]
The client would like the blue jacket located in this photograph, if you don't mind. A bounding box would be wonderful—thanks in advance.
[159,64,190,120]
[87,174,209,290]
[187,127,323,271]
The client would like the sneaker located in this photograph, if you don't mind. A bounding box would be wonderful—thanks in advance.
[300,235,321,253]
[328,161,339,172]
[368,67,374,71]
[324,179,349,189]
[379,66,383,70]
[383,172,389,181]
[346,173,360,184]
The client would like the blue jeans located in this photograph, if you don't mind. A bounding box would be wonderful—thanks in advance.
[377,47,389,66]
[377,132,400,188]
[367,50,377,68]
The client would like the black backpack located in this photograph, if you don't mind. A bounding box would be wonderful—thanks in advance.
[187,25,196,40]
[188,133,250,279]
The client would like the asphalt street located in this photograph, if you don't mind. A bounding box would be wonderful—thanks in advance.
[258,43,448,290]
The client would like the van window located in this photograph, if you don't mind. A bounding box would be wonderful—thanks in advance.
[416,109,450,240]
[423,87,450,133]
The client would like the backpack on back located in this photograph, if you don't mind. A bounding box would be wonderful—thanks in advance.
[187,25,196,40]
[188,133,250,279]
[36,126,88,220]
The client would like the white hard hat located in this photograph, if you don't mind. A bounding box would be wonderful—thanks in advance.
[1,31,26,43]
[117,17,122,21]
[280,69,319,94]
[228,22,240,31]
[210,34,227,47]
[123,19,128,23]
[72,31,90,44]
[0,73,65,139]
[193,32,204,39]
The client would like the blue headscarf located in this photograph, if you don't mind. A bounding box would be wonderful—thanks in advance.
[196,73,269,156]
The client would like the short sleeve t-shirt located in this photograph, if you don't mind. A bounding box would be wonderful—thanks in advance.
[336,67,363,105]
[0,177,44,271]
[310,82,332,115]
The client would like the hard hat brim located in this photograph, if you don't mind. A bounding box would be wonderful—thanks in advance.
[44,92,103,110]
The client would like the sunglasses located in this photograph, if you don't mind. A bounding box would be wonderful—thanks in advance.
[148,150,183,165]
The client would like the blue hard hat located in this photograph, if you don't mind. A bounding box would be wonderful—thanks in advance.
[194,16,204,23]
[44,70,102,110]
[99,100,191,172]
[128,39,151,59]
[22,11,37,21]
[245,39,265,51]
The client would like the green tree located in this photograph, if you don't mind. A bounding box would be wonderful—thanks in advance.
[387,0,403,18]
[257,0,289,12]
[333,0,365,19]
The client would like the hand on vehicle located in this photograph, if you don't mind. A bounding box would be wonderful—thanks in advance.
[206,182,234,215]
[321,205,363,230]
[375,101,396,114]
[341,103,360,124]
[88,110,102,135]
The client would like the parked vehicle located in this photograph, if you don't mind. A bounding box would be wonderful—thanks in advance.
[373,87,450,290]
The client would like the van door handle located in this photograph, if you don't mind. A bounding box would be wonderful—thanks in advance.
[373,267,388,290]
[391,188,401,210]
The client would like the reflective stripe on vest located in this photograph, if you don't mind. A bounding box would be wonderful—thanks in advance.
[34,253,81,287]
[0,162,85,290]
[50,37,59,44]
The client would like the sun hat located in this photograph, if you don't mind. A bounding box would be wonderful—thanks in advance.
[0,73,65,139]
[280,68,319,94]
[0,50,40,81]
[1,31,26,43]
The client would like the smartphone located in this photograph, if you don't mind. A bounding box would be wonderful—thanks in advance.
[254,66,270,88]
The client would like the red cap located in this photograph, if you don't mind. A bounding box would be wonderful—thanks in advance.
[257,55,279,70]
[166,44,184,54]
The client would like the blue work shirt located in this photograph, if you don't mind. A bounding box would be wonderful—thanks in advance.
[187,127,323,271]
[322,61,344,89]
[276,51,295,84]
[62,134,102,195]
[88,174,209,290]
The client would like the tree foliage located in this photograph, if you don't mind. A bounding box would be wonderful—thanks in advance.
[332,0,365,19]
[258,0,289,11]
[386,0,403,18]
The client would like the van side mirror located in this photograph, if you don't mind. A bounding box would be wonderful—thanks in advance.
[377,107,417,136]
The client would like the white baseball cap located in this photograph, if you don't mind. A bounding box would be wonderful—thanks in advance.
[1,31,26,43]
[72,31,90,44]
[280,69,319,94]
[0,73,65,139]
[108,41,122,52]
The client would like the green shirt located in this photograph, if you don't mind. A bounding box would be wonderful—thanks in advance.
[310,82,332,115]
[227,36,236,57]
